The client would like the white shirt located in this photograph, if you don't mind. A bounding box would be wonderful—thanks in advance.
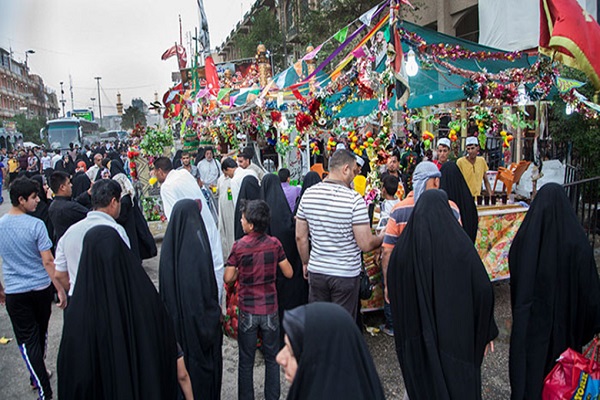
[230,167,259,205]
[198,158,221,187]
[160,169,225,301]
[55,211,130,296]
[41,156,53,170]
[51,154,62,168]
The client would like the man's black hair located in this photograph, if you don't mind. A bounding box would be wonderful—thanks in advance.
[278,168,291,183]
[240,199,270,233]
[329,149,357,171]
[153,156,173,172]
[49,171,70,194]
[221,157,237,171]
[382,175,399,197]
[91,179,122,209]
[54,149,61,155]
[9,178,39,206]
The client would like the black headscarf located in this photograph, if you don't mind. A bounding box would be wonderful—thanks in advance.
[294,171,321,214]
[57,226,178,399]
[55,154,75,176]
[284,302,385,400]
[261,174,308,339]
[109,158,127,176]
[388,189,498,400]
[72,170,91,198]
[508,183,600,400]
[27,174,54,242]
[234,175,261,240]
[172,150,183,169]
[159,199,223,400]
[440,161,478,243]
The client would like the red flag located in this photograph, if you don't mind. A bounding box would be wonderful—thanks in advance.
[161,45,187,70]
[540,0,600,88]
[204,56,220,96]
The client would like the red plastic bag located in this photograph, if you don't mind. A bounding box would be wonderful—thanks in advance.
[542,338,600,399]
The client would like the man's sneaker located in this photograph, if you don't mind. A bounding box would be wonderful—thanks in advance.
[380,325,394,337]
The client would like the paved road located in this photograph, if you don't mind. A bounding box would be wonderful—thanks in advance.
[0,186,597,399]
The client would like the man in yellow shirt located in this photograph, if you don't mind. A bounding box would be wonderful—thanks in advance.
[7,152,20,183]
[457,137,492,198]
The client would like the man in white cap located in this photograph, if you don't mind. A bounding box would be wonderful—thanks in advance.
[434,138,452,170]
[457,136,493,198]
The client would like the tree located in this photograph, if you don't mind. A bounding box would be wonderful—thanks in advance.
[10,114,47,144]
[547,66,600,178]
[121,106,147,130]
[234,9,284,70]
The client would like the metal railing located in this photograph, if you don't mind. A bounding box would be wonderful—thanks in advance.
[563,175,600,246]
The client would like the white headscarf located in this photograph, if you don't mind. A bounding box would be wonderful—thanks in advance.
[412,161,441,202]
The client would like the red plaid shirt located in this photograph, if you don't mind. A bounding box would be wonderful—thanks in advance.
[226,232,286,315]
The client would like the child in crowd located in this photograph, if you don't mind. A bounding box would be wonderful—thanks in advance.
[379,175,401,220]
[224,200,293,400]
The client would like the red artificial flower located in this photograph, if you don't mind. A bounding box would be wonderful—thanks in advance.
[270,110,282,123]
[295,113,313,133]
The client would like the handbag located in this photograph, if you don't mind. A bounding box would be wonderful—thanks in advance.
[359,263,373,300]
[542,337,600,399]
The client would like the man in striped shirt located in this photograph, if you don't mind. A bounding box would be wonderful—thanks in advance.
[296,150,383,319]
[381,162,462,331]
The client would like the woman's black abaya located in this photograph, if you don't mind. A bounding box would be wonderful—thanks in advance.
[28,174,54,242]
[293,171,321,214]
[440,161,479,243]
[261,174,308,343]
[57,226,178,399]
[233,175,261,240]
[159,199,223,400]
[508,183,600,400]
[388,189,498,400]
[284,302,385,400]
[71,170,91,198]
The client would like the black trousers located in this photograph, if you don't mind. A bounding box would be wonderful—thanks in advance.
[6,285,53,399]
[308,272,360,320]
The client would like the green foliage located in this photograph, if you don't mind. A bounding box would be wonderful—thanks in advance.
[235,9,284,69]
[139,126,173,157]
[121,106,147,130]
[548,66,600,178]
[10,114,47,144]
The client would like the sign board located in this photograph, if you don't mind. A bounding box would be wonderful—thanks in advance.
[69,109,94,121]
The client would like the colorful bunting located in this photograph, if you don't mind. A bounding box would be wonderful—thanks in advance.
[334,26,349,43]
[359,5,378,26]
[302,44,323,60]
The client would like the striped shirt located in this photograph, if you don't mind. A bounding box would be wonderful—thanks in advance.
[383,191,462,249]
[296,181,370,277]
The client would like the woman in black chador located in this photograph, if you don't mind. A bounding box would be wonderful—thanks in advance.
[278,302,385,400]
[261,174,308,344]
[57,226,178,399]
[509,183,600,399]
[160,199,223,400]
[234,175,261,240]
[388,189,497,400]
[440,161,479,243]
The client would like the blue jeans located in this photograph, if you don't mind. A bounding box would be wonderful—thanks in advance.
[238,310,280,400]
[382,278,393,329]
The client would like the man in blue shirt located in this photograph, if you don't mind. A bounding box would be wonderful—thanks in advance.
[0,178,67,399]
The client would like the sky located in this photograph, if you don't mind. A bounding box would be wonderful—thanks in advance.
[0,0,255,116]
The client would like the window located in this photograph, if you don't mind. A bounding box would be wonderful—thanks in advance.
[455,6,479,43]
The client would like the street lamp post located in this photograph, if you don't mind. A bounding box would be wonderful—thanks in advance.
[94,77,102,127]
[24,50,35,70]
[59,81,66,117]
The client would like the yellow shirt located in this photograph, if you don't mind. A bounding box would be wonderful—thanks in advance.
[457,156,488,197]
[8,158,19,173]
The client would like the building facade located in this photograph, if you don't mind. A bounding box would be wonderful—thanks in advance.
[0,48,60,120]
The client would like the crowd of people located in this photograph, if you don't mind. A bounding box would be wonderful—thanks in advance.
[0,135,599,400]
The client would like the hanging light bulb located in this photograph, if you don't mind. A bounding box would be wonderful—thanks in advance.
[405,49,419,77]
[565,103,574,115]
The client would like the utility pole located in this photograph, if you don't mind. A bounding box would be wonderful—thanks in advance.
[95,76,102,127]
[59,81,66,117]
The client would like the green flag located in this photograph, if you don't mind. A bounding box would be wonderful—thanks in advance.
[216,88,232,101]
[334,26,349,43]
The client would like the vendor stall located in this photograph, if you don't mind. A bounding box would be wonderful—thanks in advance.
[475,203,529,281]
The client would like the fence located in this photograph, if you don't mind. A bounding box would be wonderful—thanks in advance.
[563,172,600,246]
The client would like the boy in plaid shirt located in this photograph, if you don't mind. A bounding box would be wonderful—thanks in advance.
[224,199,293,400]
